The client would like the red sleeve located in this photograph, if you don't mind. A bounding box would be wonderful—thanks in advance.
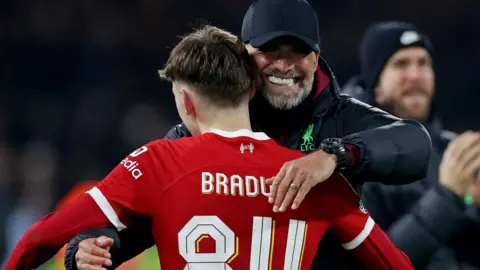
[89,144,158,230]
[4,195,112,270]
[4,143,160,270]
[326,174,413,270]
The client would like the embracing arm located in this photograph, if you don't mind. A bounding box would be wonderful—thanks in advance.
[338,96,431,185]
[4,195,113,270]
[64,218,154,270]
[65,124,190,270]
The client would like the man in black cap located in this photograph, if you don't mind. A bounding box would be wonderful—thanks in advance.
[343,21,480,269]
[64,3,432,270]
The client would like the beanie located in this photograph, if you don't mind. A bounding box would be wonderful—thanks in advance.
[359,21,434,92]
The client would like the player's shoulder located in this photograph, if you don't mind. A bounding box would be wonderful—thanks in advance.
[148,133,213,151]
[149,130,304,163]
[139,134,218,164]
[120,138,199,180]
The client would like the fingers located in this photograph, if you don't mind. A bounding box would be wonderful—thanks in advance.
[445,132,480,180]
[449,132,480,161]
[277,176,302,212]
[95,236,114,251]
[76,250,112,269]
[444,132,468,158]
[80,238,112,258]
[268,165,287,204]
[291,180,314,210]
[272,162,313,213]
[463,155,480,180]
[76,238,113,270]
[265,177,274,185]
[459,145,480,174]
[456,135,480,168]
[272,165,295,212]
[268,151,335,213]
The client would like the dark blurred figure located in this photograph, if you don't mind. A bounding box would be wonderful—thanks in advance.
[0,142,12,265]
[343,21,480,269]
[1,139,56,268]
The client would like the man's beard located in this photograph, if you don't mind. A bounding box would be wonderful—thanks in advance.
[260,68,314,110]
[388,85,432,121]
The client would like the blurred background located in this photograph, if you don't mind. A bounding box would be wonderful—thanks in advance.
[1,0,479,268]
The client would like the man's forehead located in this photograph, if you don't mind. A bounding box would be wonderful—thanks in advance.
[390,47,431,62]
[266,36,309,47]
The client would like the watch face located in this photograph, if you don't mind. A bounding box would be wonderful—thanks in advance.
[324,138,343,147]
[322,138,350,170]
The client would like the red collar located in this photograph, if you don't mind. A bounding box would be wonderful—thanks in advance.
[311,67,330,100]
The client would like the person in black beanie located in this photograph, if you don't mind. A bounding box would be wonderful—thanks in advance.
[343,21,480,269]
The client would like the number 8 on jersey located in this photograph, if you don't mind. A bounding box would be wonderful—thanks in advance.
[178,215,308,270]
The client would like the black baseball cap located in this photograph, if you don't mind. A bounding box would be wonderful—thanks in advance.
[241,0,320,52]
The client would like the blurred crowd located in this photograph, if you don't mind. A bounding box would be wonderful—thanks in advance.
[1,0,480,268]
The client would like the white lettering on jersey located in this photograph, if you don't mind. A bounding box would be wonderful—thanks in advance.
[230,175,243,196]
[245,176,259,197]
[120,157,143,179]
[201,172,214,193]
[129,146,148,157]
[201,172,270,197]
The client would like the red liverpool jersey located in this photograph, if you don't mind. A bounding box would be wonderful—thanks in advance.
[4,129,412,270]
[87,129,410,269]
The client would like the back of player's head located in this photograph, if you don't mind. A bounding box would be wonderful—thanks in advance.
[159,25,255,108]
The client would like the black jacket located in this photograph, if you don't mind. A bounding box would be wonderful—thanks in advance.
[344,75,480,269]
[64,58,432,270]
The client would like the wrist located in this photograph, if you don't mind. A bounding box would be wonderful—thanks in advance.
[320,138,352,171]
[324,151,337,164]
[439,181,467,198]
[436,184,467,210]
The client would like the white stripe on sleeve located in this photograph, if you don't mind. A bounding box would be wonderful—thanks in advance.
[341,216,375,250]
[87,187,127,231]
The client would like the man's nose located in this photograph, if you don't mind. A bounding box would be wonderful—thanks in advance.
[270,57,295,73]
[404,65,422,82]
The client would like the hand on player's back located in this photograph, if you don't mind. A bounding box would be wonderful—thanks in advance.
[266,149,337,212]
[75,236,113,270]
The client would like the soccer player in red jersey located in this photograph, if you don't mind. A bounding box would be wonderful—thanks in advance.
[5,26,412,270]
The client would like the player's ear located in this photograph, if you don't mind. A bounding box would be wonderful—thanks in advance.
[181,89,195,116]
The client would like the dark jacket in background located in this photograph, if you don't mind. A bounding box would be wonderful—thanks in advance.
[343,75,480,270]
[64,58,432,270]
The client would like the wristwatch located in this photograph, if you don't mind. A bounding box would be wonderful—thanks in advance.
[320,138,352,171]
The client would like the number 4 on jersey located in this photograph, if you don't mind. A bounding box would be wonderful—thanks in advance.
[178,215,307,270]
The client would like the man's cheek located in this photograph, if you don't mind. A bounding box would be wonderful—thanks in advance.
[255,74,264,88]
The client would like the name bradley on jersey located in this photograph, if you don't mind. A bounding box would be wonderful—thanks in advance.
[201,172,270,197]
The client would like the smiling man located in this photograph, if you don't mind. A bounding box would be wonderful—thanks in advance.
[65,1,432,270]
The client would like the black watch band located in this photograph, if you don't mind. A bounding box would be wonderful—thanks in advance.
[320,138,351,171]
